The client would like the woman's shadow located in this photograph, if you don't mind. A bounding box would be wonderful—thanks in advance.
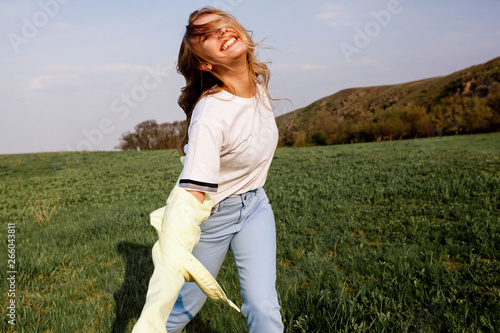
[112,241,218,333]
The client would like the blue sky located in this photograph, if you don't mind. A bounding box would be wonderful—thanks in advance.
[1,0,499,154]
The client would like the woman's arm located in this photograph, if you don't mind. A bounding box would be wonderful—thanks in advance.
[187,190,205,203]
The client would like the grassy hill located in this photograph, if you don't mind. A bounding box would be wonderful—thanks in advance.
[276,56,500,147]
[1,133,499,332]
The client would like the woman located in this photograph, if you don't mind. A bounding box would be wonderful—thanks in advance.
[134,7,283,333]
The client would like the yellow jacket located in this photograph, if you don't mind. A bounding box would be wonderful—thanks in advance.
[132,185,239,333]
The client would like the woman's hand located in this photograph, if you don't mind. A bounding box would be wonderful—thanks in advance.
[187,190,205,203]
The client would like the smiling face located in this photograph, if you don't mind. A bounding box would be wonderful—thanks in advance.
[189,13,249,72]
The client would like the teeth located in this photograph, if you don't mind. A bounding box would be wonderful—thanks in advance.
[221,38,237,51]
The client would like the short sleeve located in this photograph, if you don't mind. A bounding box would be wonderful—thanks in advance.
[179,118,222,193]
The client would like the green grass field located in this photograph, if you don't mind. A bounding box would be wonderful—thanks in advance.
[1,133,499,332]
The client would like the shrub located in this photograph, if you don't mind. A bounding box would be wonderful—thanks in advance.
[311,131,328,146]
[293,132,309,147]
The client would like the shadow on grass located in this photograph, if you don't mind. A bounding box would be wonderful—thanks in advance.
[183,316,220,333]
[111,241,219,333]
[112,241,153,333]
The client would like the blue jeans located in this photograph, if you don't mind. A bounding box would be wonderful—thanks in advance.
[166,187,284,332]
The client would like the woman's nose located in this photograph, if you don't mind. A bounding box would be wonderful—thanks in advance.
[218,27,228,37]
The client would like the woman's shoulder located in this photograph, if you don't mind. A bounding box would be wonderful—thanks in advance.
[197,89,234,107]
[195,91,224,109]
[190,95,225,129]
[193,91,232,121]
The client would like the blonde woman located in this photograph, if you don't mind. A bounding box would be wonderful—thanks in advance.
[133,7,283,333]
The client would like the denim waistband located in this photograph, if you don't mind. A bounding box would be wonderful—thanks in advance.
[212,188,260,212]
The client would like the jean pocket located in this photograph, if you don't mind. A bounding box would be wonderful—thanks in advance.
[210,202,220,215]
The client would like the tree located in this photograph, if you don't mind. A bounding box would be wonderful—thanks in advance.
[311,131,328,146]
[116,120,186,151]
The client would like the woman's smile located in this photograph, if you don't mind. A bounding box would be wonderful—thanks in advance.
[221,37,238,51]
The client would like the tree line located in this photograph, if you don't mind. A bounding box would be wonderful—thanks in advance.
[116,120,186,151]
[117,88,499,151]
[117,66,500,150]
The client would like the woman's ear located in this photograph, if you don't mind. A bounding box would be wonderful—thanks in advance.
[198,63,212,71]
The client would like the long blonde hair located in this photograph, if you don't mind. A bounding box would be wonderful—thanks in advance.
[176,7,271,152]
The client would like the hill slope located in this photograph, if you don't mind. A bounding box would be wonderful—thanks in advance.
[276,56,500,146]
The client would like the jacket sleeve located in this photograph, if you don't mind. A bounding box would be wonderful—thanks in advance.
[132,185,239,333]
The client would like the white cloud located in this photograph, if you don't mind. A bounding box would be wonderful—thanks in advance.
[314,4,360,27]
[28,73,78,91]
[53,21,73,30]
[315,12,338,21]
[26,63,170,91]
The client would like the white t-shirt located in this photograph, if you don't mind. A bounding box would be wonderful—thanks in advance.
[179,87,278,206]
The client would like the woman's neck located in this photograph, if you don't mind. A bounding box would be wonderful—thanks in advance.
[216,63,256,98]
